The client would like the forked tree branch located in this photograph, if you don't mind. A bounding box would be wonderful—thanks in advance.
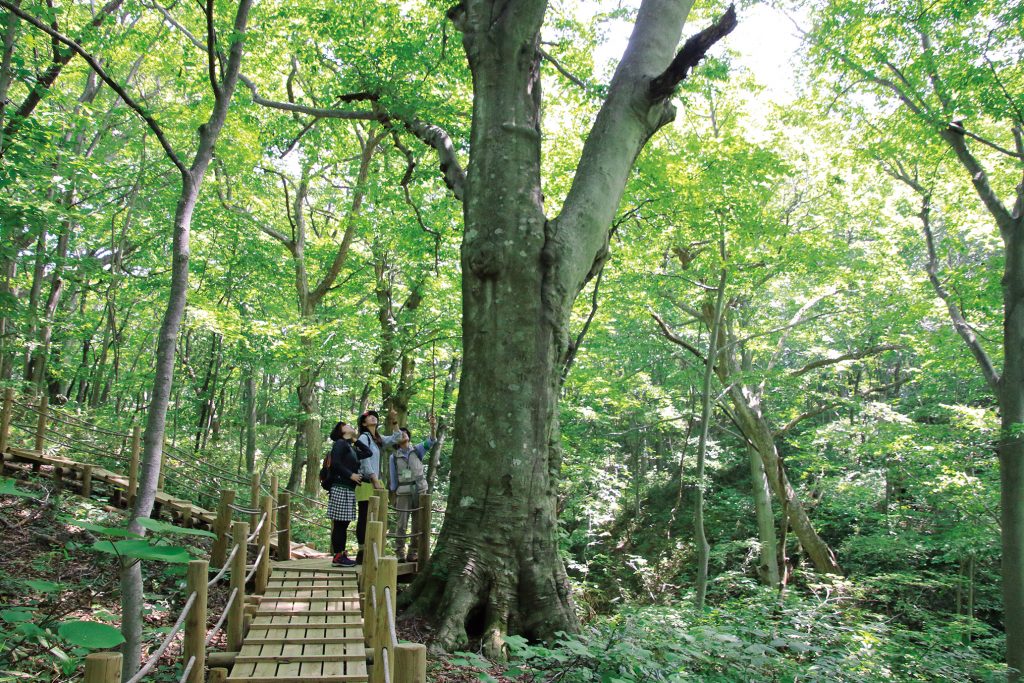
[649,4,738,101]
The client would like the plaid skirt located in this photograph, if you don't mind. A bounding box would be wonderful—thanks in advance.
[327,485,357,522]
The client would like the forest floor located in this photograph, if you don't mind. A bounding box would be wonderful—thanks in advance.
[0,471,523,682]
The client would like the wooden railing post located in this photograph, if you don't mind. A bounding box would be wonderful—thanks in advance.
[256,495,272,594]
[228,521,249,652]
[157,439,167,491]
[184,559,208,683]
[395,642,427,683]
[376,491,389,539]
[416,493,431,568]
[250,473,260,531]
[210,489,236,568]
[0,387,13,455]
[83,652,122,683]
[270,475,279,535]
[374,558,398,683]
[276,491,291,561]
[363,519,383,647]
[127,425,141,507]
[81,464,93,498]
[33,392,47,455]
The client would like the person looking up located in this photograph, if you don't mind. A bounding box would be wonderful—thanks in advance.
[325,421,361,567]
[387,413,435,562]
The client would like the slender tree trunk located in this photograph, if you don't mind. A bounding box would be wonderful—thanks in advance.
[426,356,459,492]
[748,443,780,587]
[244,373,257,475]
[693,266,726,609]
[119,1,253,673]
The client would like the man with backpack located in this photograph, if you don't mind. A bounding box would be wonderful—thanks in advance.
[387,414,435,562]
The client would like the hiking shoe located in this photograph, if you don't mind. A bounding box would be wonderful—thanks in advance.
[338,553,356,567]
[331,552,345,566]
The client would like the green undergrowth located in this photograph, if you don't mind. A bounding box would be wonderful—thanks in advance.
[443,578,1004,682]
[0,475,221,681]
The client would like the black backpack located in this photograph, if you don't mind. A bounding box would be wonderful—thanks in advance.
[319,450,333,492]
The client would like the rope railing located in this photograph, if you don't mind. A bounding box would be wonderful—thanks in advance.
[205,587,237,646]
[208,544,239,587]
[249,512,267,542]
[245,548,263,583]
[177,655,197,683]
[125,591,196,683]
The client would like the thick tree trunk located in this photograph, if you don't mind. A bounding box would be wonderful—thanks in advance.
[1000,227,1024,681]
[405,0,735,653]
[405,1,578,654]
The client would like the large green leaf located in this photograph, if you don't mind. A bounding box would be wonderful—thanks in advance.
[136,517,217,538]
[89,540,192,563]
[24,579,63,593]
[0,609,35,624]
[57,620,125,649]
[0,477,39,499]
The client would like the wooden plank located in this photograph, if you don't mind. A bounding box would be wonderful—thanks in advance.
[243,637,364,645]
[247,622,363,630]
[235,654,365,664]
[225,677,367,683]
[253,610,362,617]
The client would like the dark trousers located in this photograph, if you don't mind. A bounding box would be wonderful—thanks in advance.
[331,520,350,555]
[356,500,369,545]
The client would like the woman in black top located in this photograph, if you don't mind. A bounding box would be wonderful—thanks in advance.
[326,421,362,567]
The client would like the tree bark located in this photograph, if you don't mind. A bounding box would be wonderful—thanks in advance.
[406,0,736,651]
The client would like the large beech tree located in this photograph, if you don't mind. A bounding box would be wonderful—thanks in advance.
[402,0,737,650]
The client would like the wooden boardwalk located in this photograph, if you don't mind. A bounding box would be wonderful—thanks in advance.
[227,559,368,683]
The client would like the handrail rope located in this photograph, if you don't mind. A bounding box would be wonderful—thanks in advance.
[290,509,331,530]
[177,655,196,683]
[125,591,196,683]
[245,549,263,583]
[11,399,133,438]
[10,401,247,492]
[10,400,362,530]
[205,587,238,646]
[382,648,391,683]
[248,512,267,542]
[384,587,398,648]
[228,502,260,515]
[17,422,207,498]
[388,504,425,513]
[387,532,419,539]
[208,544,240,587]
